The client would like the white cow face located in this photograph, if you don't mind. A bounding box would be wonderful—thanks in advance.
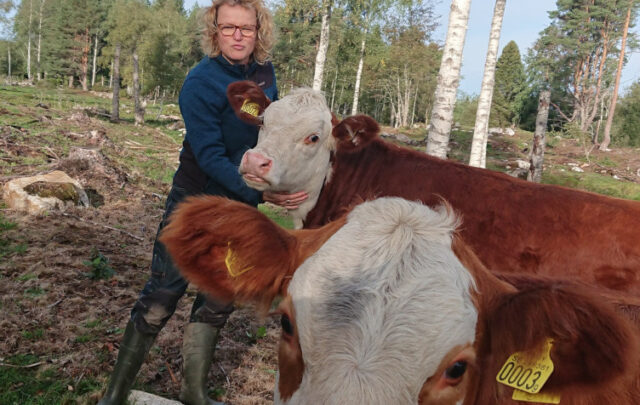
[273,198,479,405]
[239,88,334,228]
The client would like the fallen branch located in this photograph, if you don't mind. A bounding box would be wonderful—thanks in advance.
[60,212,144,241]
[0,361,43,369]
[165,360,179,385]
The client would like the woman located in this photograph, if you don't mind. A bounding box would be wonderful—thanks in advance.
[99,1,306,404]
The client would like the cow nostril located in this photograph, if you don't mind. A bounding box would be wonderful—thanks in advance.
[260,160,272,168]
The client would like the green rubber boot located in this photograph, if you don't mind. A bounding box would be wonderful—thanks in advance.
[98,321,157,405]
[179,322,225,405]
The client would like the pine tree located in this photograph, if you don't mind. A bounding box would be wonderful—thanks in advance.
[490,40,526,127]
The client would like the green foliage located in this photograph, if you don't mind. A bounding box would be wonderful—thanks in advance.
[491,41,527,127]
[542,170,640,201]
[246,325,268,344]
[453,92,478,129]
[613,79,640,146]
[0,213,27,259]
[0,354,101,404]
[83,248,115,280]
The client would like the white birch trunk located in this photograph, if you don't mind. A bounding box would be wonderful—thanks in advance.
[36,0,44,81]
[91,34,98,88]
[111,44,120,122]
[426,0,472,158]
[27,0,33,81]
[7,45,11,85]
[469,0,506,168]
[312,0,332,91]
[351,15,370,115]
[132,47,144,125]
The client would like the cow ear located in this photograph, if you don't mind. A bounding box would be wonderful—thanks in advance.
[159,196,297,312]
[227,80,271,125]
[476,282,638,399]
[332,115,379,152]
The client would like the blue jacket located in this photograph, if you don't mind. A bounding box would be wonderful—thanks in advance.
[175,55,278,206]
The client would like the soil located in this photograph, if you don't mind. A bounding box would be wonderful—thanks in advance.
[1,99,639,404]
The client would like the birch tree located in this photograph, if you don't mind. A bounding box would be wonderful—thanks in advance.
[351,10,371,115]
[426,0,472,158]
[469,0,506,168]
[312,0,332,91]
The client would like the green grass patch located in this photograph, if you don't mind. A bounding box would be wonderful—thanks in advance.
[22,328,45,340]
[543,169,640,200]
[0,354,101,404]
[259,204,294,229]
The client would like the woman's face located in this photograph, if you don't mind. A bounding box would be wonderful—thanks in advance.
[216,4,258,65]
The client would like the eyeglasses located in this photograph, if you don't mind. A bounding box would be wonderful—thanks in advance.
[216,23,257,37]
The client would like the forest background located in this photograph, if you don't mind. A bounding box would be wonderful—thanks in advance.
[1,0,640,147]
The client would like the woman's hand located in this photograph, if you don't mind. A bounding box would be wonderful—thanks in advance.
[263,190,308,210]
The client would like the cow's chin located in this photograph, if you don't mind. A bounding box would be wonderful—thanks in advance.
[242,174,271,190]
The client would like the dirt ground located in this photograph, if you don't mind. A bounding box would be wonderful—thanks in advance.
[2,88,639,404]
[0,92,280,404]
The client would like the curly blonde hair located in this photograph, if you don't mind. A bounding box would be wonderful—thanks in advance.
[200,0,275,64]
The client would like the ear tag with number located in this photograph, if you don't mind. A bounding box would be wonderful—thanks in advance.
[241,99,260,117]
[225,242,254,278]
[496,338,554,394]
[512,389,561,404]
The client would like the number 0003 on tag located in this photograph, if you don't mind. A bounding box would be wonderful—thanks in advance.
[496,339,554,394]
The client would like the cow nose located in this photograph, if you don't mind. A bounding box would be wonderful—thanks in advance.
[242,151,273,176]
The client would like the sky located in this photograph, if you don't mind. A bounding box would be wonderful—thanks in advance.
[192,0,640,95]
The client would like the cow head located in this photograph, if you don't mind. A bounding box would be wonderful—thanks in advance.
[160,196,639,405]
[228,81,379,229]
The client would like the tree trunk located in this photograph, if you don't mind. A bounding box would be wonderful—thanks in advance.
[351,20,369,115]
[528,89,551,183]
[583,24,609,133]
[7,45,11,85]
[601,2,631,151]
[132,46,144,125]
[330,68,338,111]
[36,0,44,81]
[80,28,89,91]
[109,60,113,88]
[111,44,121,122]
[426,0,472,158]
[312,0,332,91]
[91,34,98,88]
[68,75,73,88]
[27,0,33,81]
[469,0,506,168]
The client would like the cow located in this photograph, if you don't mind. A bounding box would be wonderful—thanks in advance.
[159,195,640,405]
[226,81,640,295]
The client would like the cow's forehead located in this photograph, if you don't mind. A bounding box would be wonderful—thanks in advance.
[286,198,478,403]
[263,88,332,132]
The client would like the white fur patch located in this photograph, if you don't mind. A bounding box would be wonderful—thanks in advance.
[277,198,478,404]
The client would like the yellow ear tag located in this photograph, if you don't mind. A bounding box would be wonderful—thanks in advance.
[512,389,561,404]
[240,99,260,117]
[225,242,254,278]
[496,338,554,394]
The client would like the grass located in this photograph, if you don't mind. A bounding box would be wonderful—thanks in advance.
[0,354,101,405]
[0,214,28,260]
[543,169,640,201]
[259,204,294,229]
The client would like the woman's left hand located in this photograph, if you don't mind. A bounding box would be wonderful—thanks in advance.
[263,190,308,210]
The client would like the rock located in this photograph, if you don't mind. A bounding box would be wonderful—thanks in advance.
[167,120,185,131]
[571,166,584,173]
[488,128,503,135]
[128,390,183,405]
[2,171,89,215]
[515,159,530,170]
[505,128,515,136]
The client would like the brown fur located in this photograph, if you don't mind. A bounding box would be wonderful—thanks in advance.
[159,196,344,313]
[452,237,640,405]
[303,119,640,294]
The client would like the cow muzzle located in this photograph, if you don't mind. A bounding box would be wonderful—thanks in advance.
[240,150,273,188]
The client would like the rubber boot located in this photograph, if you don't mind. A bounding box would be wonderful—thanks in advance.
[179,322,225,405]
[98,321,157,405]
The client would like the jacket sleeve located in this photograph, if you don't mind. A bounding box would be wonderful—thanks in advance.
[179,78,263,205]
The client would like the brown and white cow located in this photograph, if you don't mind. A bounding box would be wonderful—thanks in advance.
[227,81,640,295]
[160,196,640,405]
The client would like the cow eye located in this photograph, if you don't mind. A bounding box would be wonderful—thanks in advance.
[281,314,294,336]
[304,134,320,144]
[445,360,467,380]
